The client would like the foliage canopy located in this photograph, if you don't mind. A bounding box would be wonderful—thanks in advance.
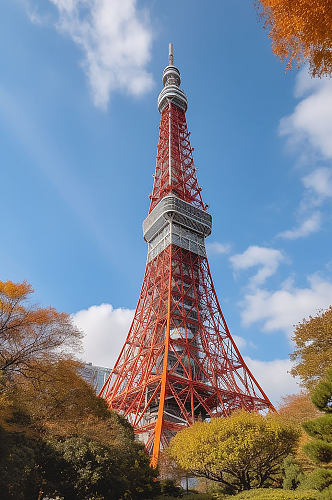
[290,306,332,389]
[169,410,299,493]
[0,280,82,382]
[0,280,158,499]
[256,0,332,77]
[300,368,332,497]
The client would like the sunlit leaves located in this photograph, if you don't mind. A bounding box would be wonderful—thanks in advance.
[256,1,332,77]
[0,279,82,381]
[169,410,300,493]
[290,306,332,389]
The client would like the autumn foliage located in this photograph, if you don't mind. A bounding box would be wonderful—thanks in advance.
[279,393,322,426]
[0,281,158,499]
[256,1,332,77]
[169,410,299,493]
[0,280,82,380]
[290,306,332,389]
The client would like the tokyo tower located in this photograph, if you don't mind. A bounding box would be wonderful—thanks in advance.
[100,44,275,467]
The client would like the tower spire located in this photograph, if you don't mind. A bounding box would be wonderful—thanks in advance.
[169,42,174,65]
[99,47,275,468]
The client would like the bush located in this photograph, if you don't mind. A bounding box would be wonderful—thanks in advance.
[318,484,332,499]
[156,495,214,500]
[214,489,318,500]
[299,469,332,492]
[283,455,304,490]
[169,411,299,493]
[159,479,183,497]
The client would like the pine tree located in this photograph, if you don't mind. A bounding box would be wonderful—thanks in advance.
[300,368,332,497]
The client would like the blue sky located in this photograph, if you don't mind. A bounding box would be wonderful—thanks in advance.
[2,0,332,404]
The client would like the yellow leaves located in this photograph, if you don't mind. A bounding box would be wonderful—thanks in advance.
[169,409,300,490]
[0,280,32,299]
[290,306,332,388]
[256,0,332,77]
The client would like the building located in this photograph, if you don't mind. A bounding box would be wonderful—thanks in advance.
[81,362,112,395]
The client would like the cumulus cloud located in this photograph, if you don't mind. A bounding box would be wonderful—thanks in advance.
[72,302,296,405]
[232,334,247,350]
[302,168,332,200]
[40,0,154,108]
[240,274,332,335]
[206,241,231,255]
[280,71,332,159]
[72,303,134,367]
[277,211,321,240]
[245,357,300,406]
[230,246,285,288]
[277,71,332,238]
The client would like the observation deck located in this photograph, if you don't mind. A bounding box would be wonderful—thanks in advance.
[143,194,212,262]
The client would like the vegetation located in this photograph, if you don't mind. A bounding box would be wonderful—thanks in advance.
[168,410,299,493]
[0,279,158,500]
[282,455,305,490]
[1,278,331,498]
[255,0,332,77]
[279,393,322,426]
[0,280,82,381]
[216,490,318,499]
[290,307,332,389]
[278,393,323,471]
[299,368,332,497]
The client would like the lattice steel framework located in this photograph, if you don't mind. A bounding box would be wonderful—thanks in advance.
[99,45,275,467]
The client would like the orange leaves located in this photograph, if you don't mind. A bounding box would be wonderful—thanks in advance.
[256,0,332,77]
[0,280,32,300]
[26,307,67,325]
[0,279,82,379]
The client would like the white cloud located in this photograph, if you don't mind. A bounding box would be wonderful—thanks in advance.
[230,246,285,287]
[232,334,247,349]
[206,241,231,255]
[277,211,321,240]
[43,0,154,108]
[72,303,298,405]
[72,303,134,367]
[240,274,332,335]
[280,72,332,160]
[277,71,332,238]
[245,357,300,406]
[303,168,332,199]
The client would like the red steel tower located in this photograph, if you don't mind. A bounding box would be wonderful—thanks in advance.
[100,44,275,467]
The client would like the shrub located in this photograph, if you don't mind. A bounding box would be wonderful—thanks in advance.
[169,410,299,493]
[299,469,332,492]
[318,484,332,499]
[214,489,318,499]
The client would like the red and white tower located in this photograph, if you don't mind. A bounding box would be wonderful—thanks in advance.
[100,45,275,467]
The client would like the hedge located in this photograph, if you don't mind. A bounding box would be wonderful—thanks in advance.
[214,489,318,500]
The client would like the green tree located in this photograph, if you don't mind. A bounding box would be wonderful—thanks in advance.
[0,355,158,498]
[0,425,70,500]
[0,416,158,500]
[0,279,158,499]
[168,410,300,493]
[300,368,332,497]
[290,307,332,389]
[282,455,304,490]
